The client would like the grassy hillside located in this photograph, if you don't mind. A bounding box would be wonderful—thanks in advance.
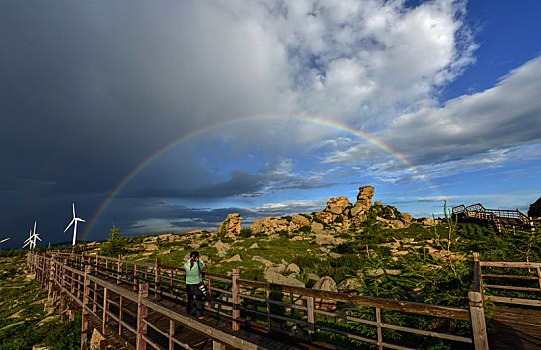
[0,255,81,350]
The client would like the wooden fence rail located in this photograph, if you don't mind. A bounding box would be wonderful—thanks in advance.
[27,251,492,349]
[474,253,541,308]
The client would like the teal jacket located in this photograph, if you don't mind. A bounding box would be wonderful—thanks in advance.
[184,259,205,285]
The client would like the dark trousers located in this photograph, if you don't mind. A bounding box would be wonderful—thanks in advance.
[186,284,204,317]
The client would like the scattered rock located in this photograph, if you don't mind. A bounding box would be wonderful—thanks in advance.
[252,256,273,267]
[315,234,346,245]
[337,278,363,293]
[286,263,300,274]
[37,314,59,326]
[421,217,434,226]
[145,244,158,251]
[90,329,106,350]
[313,276,338,310]
[249,243,259,249]
[367,268,402,277]
[329,252,342,258]
[214,241,232,257]
[264,270,305,287]
[224,254,242,263]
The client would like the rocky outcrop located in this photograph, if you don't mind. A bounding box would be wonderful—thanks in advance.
[219,213,243,237]
[420,217,434,226]
[325,197,351,215]
[400,212,413,222]
[250,217,289,235]
[351,186,374,223]
[290,214,311,230]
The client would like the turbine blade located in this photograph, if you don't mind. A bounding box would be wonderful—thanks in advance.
[64,219,75,232]
[35,235,42,241]
[72,203,76,218]
[33,221,37,235]
[22,241,30,248]
[77,218,86,223]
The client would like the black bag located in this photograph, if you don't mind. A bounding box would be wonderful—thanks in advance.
[198,282,209,299]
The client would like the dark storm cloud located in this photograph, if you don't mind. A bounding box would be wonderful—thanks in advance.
[120,168,336,200]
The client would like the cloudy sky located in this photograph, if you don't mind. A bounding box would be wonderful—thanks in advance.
[1,0,540,248]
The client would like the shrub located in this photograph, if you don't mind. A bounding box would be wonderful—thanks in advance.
[99,224,127,257]
[240,228,253,238]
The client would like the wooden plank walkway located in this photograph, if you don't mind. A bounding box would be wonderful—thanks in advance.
[95,273,304,349]
[488,307,541,350]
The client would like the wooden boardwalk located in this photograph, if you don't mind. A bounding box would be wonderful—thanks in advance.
[26,251,541,349]
[452,203,533,232]
[488,307,541,350]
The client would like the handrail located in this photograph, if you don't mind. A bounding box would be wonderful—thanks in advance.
[476,255,541,308]
[238,279,470,321]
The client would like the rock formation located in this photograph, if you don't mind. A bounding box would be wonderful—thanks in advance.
[219,213,243,237]
[351,185,374,223]
[250,217,289,235]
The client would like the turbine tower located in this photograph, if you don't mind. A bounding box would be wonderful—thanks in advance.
[64,203,85,246]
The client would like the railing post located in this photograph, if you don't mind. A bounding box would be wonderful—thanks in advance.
[117,255,122,285]
[376,307,383,350]
[102,287,109,335]
[47,258,55,301]
[306,296,316,341]
[155,258,161,300]
[133,264,138,291]
[469,290,489,350]
[169,319,175,349]
[212,341,226,350]
[81,266,91,350]
[60,292,66,321]
[136,283,149,350]
[231,268,240,331]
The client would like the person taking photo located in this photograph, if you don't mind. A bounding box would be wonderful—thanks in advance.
[184,251,206,319]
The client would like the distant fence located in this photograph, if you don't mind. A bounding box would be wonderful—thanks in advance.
[28,251,492,349]
[452,203,533,232]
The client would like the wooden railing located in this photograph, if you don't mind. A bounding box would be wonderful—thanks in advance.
[452,203,532,231]
[28,251,491,349]
[474,253,541,308]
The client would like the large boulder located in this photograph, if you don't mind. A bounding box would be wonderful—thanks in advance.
[250,217,290,235]
[311,221,325,235]
[325,197,351,215]
[289,214,312,231]
[264,269,305,287]
[214,241,232,257]
[400,212,413,222]
[219,213,243,237]
[313,276,338,310]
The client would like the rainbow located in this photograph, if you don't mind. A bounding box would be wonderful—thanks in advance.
[82,115,443,240]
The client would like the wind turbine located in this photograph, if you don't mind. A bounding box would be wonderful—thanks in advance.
[23,222,40,249]
[64,203,85,246]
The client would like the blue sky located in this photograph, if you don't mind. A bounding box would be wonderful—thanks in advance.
[1,0,540,248]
